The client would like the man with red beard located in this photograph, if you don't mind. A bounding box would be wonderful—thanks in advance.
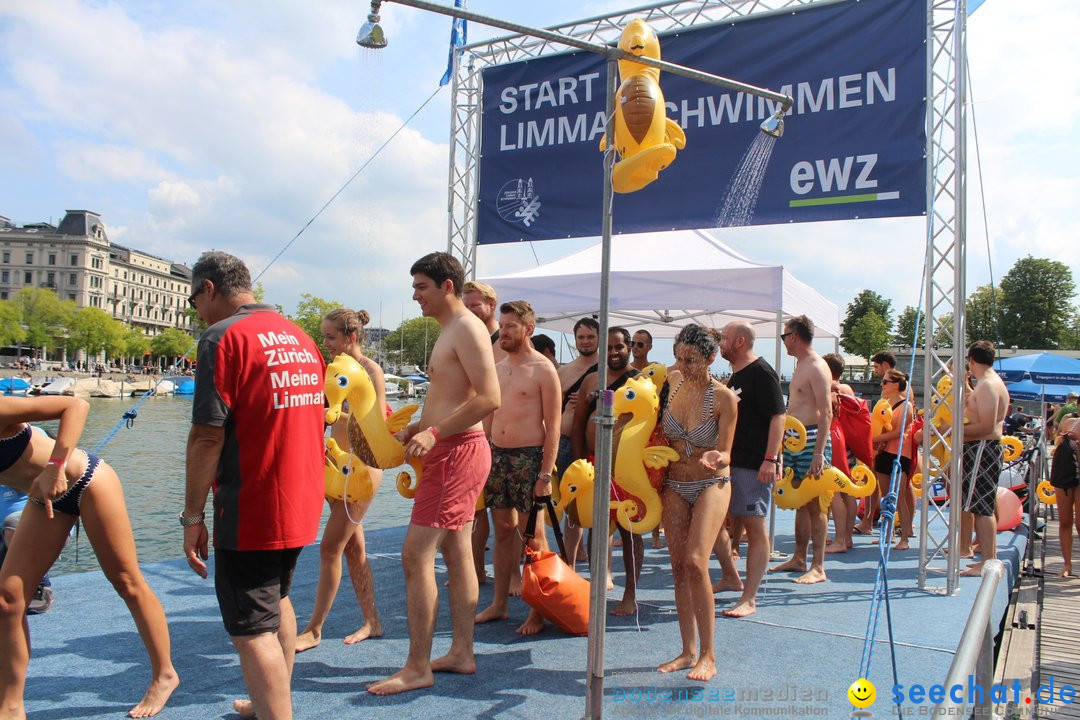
[474,301,561,634]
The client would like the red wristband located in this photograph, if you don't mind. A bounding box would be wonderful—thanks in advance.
[47,455,67,468]
[428,426,441,443]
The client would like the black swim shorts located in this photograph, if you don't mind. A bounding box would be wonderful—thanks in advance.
[215,546,303,636]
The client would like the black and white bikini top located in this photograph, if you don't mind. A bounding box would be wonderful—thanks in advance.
[0,424,31,474]
[662,380,719,457]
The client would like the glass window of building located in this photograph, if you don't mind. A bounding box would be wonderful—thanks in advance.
[24,271,32,284]
[48,254,56,266]
[25,252,33,264]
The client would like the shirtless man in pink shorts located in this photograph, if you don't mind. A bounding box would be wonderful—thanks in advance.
[368,252,500,696]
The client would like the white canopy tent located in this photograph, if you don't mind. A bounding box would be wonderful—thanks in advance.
[481,229,841,340]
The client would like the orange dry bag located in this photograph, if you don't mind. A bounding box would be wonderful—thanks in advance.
[521,497,591,635]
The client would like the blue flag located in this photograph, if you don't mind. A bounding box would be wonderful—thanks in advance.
[439,0,468,87]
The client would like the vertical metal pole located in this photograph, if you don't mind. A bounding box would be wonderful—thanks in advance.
[769,311,783,555]
[584,57,619,720]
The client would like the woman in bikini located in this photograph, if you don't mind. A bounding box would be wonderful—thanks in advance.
[870,369,915,550]
[1049,414,1080,576]
[657,324,737,682]
[0,395,177,718]
[295,308,383,651]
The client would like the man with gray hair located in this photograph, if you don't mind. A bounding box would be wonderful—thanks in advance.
[183,251,325,719]
[716,320,786,616]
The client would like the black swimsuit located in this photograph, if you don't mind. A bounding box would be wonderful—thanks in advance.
[0,425,31,473]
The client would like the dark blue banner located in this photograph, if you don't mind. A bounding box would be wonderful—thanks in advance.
[477,0,926,244]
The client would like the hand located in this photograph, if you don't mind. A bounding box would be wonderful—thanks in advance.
[404,428,437,459]
[809,454,825,479]
[700,450,725,473]
[533,477,552,498]
[30,466,69,520]
[758,460,779,485]
[184,523,209,578]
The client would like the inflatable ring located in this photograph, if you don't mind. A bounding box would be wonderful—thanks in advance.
[783,415,807,453]
[1000,435,1023,463]
[1036,480,1057,505]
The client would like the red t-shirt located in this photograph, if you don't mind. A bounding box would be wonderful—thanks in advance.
[192,304,325,551]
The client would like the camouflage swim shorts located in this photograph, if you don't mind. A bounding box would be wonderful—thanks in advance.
[484,445,543,513]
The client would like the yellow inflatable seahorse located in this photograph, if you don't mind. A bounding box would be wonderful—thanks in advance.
[611,375,680,533]
[1036,480,1056,504]
[772,462,877,513]
[554,459,596,528]
[598,19,686,193]
[784,415,807,452]
[324,437,375,503]
[871,397,893,437]
[640,361,668,392]
[323,354,421,498]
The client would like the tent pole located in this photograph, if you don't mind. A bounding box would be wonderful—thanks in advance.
[769,311,783,556]
[584,57,618,720]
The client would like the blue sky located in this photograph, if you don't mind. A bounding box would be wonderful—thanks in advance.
[1,1,1077,368]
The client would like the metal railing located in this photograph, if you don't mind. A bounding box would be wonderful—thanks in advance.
[931,559,1005,718]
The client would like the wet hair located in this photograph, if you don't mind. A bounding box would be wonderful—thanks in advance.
[531,334,556,356]
[674,323,718,359]
[609,326,631,346]
[871,351,896,368]
[324,307,370,344]
[633,329,653,345]
[883,368,908,391]
[822,352,845,381]
[463,280,497,304]
[410,252,465,297]
[967,340,995,366]
[191,251,252,298]
[573,316,599,335]
[500,299,535,326]
[785,315,814,344]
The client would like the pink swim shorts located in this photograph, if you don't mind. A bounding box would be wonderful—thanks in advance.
[411,430,491,530]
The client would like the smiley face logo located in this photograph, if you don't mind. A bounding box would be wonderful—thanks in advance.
[848,678,876,708]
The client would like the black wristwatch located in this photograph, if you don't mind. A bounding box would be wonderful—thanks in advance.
[763,455,781,466]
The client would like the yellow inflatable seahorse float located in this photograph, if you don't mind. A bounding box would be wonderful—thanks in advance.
[324,437,375,503]
[598,19,686,193]
[772,462,877,513]
[554,459,597,528]
[611,375,679,533]
[784,415,807,452]
[323,354,422,498]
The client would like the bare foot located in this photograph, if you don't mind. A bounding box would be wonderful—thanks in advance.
[712,577,744,593]
[344,620,383,644]
[431,651,476,674]
[294,629,321,653]
[657,653,695,673]
[959,563,984,577]
[1059,565,1073,577]
[722,600,757,618]
[367,666,435,696]
[893,540,909,551]
[232,699,256,718]
[770,557,807,574]
[687,657,717,682]
[606,574,615,591]
[128,672,179,718]
[651,536,664,549]
[824,541,848,554]
[475,605,509,624]
[516,609,545,635]
[611,597,637,616]
[794,567,827,584]
[508,579,522,598]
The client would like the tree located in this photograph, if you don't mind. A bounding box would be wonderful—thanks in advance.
[10,288,74,353]
[965,284,1003,347]
[1060,309,1080,351]
[289,293,342,358]
[151,328,197,367]
[66,307,116,358]
[124,328,151,364]
[894,306,922,347]
[847,310,891,364]
[1000,256,1076,348]
[0,300,26,347]
[841,290,893,356]
[383,317,441,370]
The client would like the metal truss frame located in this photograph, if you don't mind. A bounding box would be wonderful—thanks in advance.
[445,0,967,590]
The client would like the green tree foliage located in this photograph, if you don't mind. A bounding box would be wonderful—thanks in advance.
[1000,256,1076,348]
[847,310,891,363]
[894,306,922,347]
[289,293,342,357]
[841,290,893,356]
[384,317,441,369]
[0,300,27,347]
[66,307,119,357]
[10,288,74,351]
[124,328,151,360]
[965,284,1002,346]
[1060,309,1080,351]
[151,328,197,365]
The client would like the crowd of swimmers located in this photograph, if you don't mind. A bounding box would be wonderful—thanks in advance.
[0,249,1075,719]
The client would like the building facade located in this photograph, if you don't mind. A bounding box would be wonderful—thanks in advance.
[0,209,195,336]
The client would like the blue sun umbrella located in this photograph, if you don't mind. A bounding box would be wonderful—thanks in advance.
[994,352,1080,385]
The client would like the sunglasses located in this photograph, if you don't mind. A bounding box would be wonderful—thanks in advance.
[780,332,793,341]
[632,341,648,349]
[881,379,897,386]
[188,285,204,308]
